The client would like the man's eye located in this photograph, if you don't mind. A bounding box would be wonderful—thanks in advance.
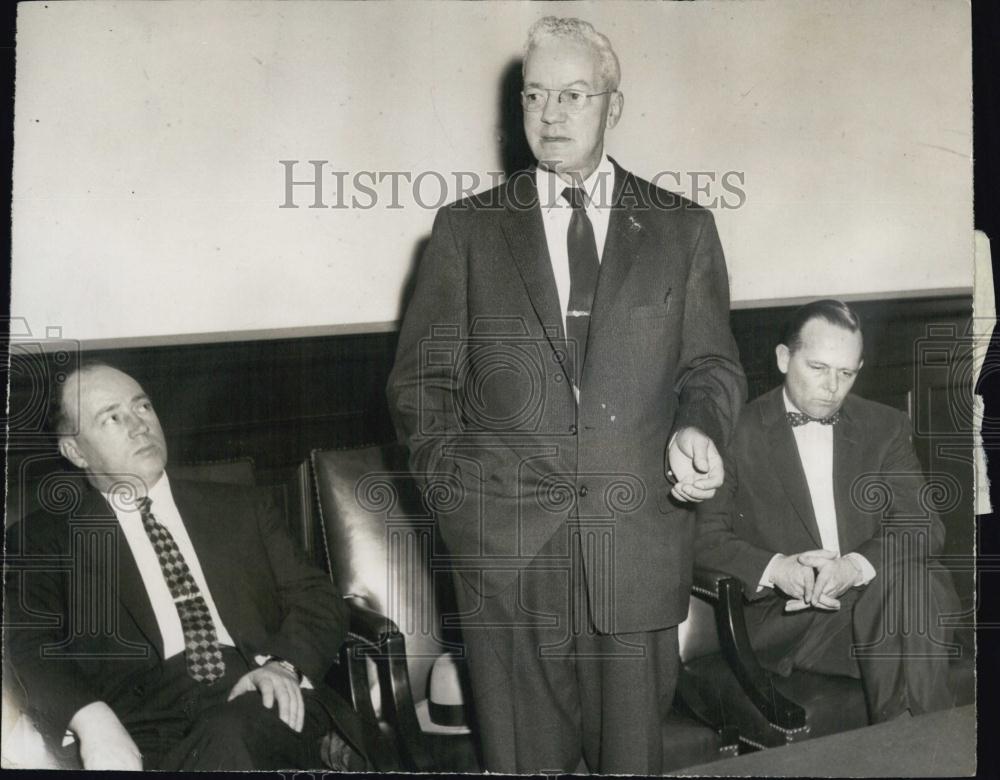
[563,90,585,104]
[524,91,544,104]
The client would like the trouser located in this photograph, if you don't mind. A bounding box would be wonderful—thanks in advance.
[745,549,963,722]
[112,647,363,770]
[453,528,680,774]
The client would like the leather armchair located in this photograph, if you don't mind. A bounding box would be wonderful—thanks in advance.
[678,567,974,750]
[310,443,476,772]
[677,567,858,748]
[309,443,741,772]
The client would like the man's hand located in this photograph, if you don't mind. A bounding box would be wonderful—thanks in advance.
[798,551,862,609]
[768,553,822,606]
[68,700,143,770]
[227,661,305,732]
[667,427,724,502]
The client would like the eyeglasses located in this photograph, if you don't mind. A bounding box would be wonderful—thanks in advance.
[521,87,615,115]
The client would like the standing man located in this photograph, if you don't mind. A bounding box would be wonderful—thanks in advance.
[696,300,963,722]
[388,17,745,773]
[4,362,370,770]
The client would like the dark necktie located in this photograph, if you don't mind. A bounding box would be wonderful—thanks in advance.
[137,497,226,682]
[563,186,600,388]
[785,410,841,427]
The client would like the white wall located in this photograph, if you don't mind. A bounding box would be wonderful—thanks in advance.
[11,0,972,345]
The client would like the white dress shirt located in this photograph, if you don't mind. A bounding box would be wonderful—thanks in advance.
[104,473,235,658]
[758,391,876,591]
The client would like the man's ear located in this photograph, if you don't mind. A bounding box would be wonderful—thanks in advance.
[58,436,88,470]
[606,90,623,129]
[775,344,790,374]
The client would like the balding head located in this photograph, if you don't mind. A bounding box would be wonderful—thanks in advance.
[56,364,168,495]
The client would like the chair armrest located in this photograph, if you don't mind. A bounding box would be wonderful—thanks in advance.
[708,574,806,730]
[339,596,433,771]
[346,595,400,646]
[691,566,737,601]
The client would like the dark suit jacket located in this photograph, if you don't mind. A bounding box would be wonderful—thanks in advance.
[695,387,947,599]
[388,160,746,633]
[4,474,353,747]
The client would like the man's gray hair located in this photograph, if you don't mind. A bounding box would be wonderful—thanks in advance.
[523,17,621,92]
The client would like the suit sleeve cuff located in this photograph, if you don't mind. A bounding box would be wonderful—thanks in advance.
[254,654,315,690]
[757,553,782,592]
[844,552,876,586]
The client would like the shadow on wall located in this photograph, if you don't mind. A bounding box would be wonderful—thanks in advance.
[395,235,430,326]
[394,57,533,327]
[499,57,533,177]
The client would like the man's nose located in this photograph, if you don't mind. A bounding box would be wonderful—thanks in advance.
[540,92,566,123]
[822,372,839,394]
[127,413,149,436]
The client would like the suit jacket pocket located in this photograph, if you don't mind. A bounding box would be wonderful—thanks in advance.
[630,299,672,324]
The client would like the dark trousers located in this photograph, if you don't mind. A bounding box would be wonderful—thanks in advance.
[453,528,679,774]
[745,549,963,722]
[113,647,347,770]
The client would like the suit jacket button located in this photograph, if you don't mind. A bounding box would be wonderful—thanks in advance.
[578,485,588,497]
[569,424,577,435]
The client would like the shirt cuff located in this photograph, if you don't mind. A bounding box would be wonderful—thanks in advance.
[757,553,783,592]
[844,552,876,586]
[254,654,315,690]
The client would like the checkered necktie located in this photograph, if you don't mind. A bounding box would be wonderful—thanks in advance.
[785,410,842,427]
[137,497,226,683]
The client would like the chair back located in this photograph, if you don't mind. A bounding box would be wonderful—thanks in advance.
[169,457,256,485]
[678,592,722,664]
[310,444,457,706]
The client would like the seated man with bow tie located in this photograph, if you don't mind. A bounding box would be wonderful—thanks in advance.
[696,299,962,722]
[4,362,370,770]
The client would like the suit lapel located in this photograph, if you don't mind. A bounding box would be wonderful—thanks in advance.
[832,402,863,553]
[588,162,647,341]
[499,171,573,386]
[761,390,824,548]
[77,488,163,658]
[171,481,250,643]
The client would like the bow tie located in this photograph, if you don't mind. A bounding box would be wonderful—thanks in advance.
[785,410,841,427]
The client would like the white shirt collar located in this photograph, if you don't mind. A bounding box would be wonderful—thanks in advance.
[102,471,171,515]
[535,155,615,211]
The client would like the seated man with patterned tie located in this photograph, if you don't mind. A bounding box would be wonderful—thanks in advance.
[696,299,964,722]
[4,362,370,770]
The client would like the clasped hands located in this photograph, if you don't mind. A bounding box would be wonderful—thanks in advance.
[667,426,724,502]
[69,661,303,770]
[771,549,863,611]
